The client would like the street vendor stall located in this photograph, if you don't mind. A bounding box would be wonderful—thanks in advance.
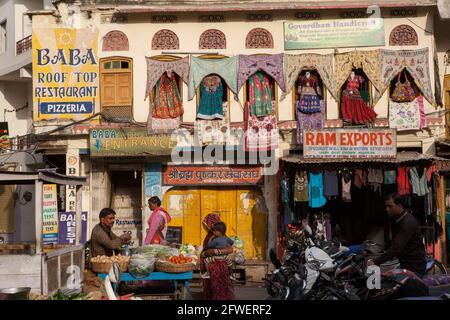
[0,170,86,296]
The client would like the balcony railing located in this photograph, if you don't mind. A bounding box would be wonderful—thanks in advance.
[16,35,32,55]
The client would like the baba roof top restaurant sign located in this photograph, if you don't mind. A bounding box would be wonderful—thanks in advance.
[303,128,397,159]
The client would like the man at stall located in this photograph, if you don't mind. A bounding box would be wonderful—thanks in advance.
[89,208,131,257]
[367,194,426,277]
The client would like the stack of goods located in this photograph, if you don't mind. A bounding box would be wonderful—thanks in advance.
[230,236,245,265]
[90,254,131,273]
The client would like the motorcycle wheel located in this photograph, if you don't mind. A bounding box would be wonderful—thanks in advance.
[265,274,283,297]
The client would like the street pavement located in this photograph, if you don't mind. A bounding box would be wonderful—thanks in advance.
[188,279,269,300]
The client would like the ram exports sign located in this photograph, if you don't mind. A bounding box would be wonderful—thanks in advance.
[32,28,99,121]
[303,129,396,159]
[90,128,177,157]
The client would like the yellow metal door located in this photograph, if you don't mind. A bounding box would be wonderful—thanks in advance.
[236,188,267,260]
[217,189,237,237]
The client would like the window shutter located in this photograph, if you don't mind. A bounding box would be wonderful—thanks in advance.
[101,73,117,106]
[116,73,132,106]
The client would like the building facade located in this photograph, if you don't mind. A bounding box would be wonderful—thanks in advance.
[1,0,449,265]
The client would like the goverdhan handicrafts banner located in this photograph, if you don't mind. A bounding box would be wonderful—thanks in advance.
[32,28,99,121]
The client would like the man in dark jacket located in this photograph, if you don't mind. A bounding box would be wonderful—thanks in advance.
[368,194,426,277]
[89,208,131,257]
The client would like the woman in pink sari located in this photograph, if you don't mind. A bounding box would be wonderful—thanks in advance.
[144,196,172,245]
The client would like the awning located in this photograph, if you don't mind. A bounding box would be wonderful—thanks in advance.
[281,151,445,168]
[0,170,87,186]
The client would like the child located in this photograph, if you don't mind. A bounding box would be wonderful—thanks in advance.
[201,222,235,280]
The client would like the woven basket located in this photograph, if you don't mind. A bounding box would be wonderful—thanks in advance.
[155,260,196,273]
[91,260,129,274]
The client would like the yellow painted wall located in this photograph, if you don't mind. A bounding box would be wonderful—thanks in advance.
[163,187,267,259]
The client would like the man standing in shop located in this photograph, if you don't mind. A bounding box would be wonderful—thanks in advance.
[89,208,131,257]
[367,194,426,277]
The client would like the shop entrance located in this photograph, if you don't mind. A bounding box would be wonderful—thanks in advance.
[110,170,143,247]
[163,187,268,260]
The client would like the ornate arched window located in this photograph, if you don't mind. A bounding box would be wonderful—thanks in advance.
[245,28,274,49]
[151,29,179,50]
[102,31,129,51]
[389,25,418,46]
[199,29,226,49]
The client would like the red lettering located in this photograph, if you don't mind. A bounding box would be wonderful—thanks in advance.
[325,132,337,145]
[362,133,370,145]
[316,133,325,145]
[354,133,362,145]
[370,133,378,146]
[378,132,385,145]
[305,132,314,145]
[386,132,393,145]
[346,133,354,146]
[340,132,347,145]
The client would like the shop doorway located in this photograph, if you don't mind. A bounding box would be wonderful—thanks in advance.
[163,187,268,260]
[110,170,143,247]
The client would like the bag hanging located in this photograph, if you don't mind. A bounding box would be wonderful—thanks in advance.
[391,71,416,103]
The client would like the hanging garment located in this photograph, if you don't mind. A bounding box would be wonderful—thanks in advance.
[197,75,224,120]
[391,71,416,103]
[297,74,322,113]
[244,102,278,151]
[195,102,230,146]
[342,176,352,202]
[384,170,397,185]
[389,97,424,131]
[248,71,274,117]
[188,56,238,101]
[341,75,377,124]
[152,72,184,119]
[324,217,332,242]
[294,171,309,202]
[397,167,411,195]
[368,169,383,194]
[354,169,367,189]
[323,170,339,198]
[426,165,437,183]
[410,167,429,196]
[296,104,324,145]
[308,172,327,208]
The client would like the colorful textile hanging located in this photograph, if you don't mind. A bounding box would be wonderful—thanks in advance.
[152,72,183,119]
[389,96,425,131]
[281,53,336,101]
[195,102,230,146]
[145,56,190,100]
[248,71,273,117]
[244,102,278,151]
[296,104,324,145]
[376,48,435,106]
[237,54,285,95]
[341,75,377,124]
[334,50,382,99]
[188,56,238,101]
[197,75,224,120]
[297,74,322,114]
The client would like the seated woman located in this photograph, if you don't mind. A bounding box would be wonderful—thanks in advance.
[201,214,235,300]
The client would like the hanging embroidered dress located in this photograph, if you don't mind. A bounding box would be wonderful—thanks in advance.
[297,75,322,114]
[197,75,224,120]
[248,72,274,117]
[152,72,184,119]
[244,71,278,151]
[341,75,377,124]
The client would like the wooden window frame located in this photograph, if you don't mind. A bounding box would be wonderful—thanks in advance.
[291,69,328,121]
[195,54,231,119]
[99,56,133,109]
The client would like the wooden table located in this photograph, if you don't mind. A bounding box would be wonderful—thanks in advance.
[98,272,193,300]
